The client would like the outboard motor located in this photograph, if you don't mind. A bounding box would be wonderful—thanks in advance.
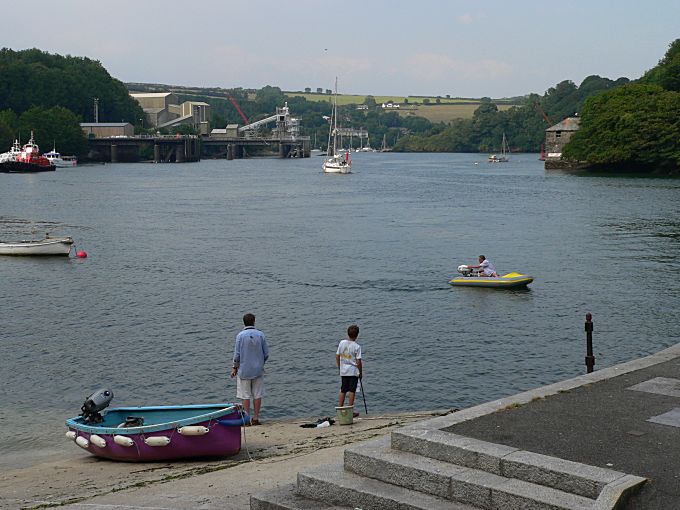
[458,264,475,277]
[80,388,113,424]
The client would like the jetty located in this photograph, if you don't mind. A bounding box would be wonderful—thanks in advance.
[84,104,311,163]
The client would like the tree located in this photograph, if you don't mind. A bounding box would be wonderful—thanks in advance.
[641,38,680,91]
[0,118,13,149]
[563,84,680,171]
[17,106,88,156]
[255,85,285,114]
[0,48,143,124]
[0,109,17,131]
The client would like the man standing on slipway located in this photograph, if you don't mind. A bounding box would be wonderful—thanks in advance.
[230,313,269,425]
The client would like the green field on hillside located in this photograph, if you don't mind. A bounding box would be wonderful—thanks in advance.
[285,92,519,122]
[286,92,488,105]
[400,103,515,122]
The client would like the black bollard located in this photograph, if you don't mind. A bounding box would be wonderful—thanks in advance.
[585,312,595,373]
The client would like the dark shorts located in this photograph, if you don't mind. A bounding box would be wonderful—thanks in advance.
[341,376,359,393]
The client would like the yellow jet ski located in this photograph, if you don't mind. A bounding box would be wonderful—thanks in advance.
[449,265,534,289]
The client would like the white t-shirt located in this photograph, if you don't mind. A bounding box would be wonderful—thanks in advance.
[336,339,362,376]
[480,259,496,276]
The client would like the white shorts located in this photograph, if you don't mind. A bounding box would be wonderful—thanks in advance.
[236,376,265,400]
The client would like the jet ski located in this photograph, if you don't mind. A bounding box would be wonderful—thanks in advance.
[449,265,534,289]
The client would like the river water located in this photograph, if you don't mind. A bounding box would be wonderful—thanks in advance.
[1,152,679,468]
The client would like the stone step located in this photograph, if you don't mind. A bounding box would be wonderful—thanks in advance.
[345,437,596,510]
[250,483,352,510]
[296,461,482,510]
[390,428,641,500]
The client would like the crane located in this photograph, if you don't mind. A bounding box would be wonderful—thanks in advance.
[533,102,552,161]
[533,101,552,126]
[228,95,250,125]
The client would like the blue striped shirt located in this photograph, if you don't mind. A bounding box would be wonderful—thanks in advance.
[233,326,269,379]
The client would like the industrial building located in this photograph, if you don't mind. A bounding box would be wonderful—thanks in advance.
[80,122,135,138]
[130,92,211,134]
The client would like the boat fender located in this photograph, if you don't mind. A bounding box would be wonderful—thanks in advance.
[218,417,250,427]
[89,434,107,448]
[178,425,209,436]
[144,436,171,447]
[65,430,77,441]
[75,436,89,449]
[113,435,135,447]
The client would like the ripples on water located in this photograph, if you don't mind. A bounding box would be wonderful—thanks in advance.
[1,153,679,466]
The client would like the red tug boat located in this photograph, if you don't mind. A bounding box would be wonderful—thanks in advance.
[0,132,55,173]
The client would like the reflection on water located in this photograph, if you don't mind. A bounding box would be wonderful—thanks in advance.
[1,154,679,468]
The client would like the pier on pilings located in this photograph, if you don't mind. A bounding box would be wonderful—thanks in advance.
[87,135,201,163]
[202,135,311,159]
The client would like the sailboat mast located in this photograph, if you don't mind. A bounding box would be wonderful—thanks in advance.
[333,77,338,155]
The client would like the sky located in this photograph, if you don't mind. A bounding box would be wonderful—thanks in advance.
[3,0,679,98]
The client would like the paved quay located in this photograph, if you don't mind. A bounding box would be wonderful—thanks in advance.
[449,345,680,509]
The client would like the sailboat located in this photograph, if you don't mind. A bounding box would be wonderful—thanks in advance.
[322,78,352,174]
[488,132,510,163]
[360,134,376,152]
[380,133,391,152]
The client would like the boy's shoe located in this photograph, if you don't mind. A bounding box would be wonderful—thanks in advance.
[353,412,360,418]
[251,419,261,426]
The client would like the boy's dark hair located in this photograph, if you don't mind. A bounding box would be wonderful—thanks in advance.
[243,313,255,327]
[347,324,359,339]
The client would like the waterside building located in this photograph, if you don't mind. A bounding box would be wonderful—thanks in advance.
[130,92,211,134]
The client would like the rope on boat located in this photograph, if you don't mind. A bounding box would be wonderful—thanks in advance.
[238,407,253,462]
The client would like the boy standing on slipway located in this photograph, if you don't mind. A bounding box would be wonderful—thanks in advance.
[336,325,362,409]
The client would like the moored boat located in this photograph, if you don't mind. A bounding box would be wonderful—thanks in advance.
[449,264,533,288]
[323,78,352,174]
[45,146,78,167]
[0,235,74,256]
[66,400,248,462]
[488,132,510,163]
[0,139,21,164]
[0,132,54,173]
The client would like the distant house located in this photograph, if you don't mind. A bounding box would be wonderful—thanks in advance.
[545,116,580,159]
[80,122,134,138]
[381,103,400,109]
[356,104,369,110]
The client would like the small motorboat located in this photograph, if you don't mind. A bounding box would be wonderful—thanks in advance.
[65,390,248,462]
[0,235,74,256]
[449,264,534,289]
[45,147,78,167]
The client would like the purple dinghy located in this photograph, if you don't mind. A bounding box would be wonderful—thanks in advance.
[66,400,248,462]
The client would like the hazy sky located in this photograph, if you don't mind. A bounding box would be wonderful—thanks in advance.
[4,0,679,98]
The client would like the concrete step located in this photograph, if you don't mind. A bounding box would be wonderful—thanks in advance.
[390,428,639,500]
[345,437,595,510]
[296,461,482,510]
[250,483,352,510]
